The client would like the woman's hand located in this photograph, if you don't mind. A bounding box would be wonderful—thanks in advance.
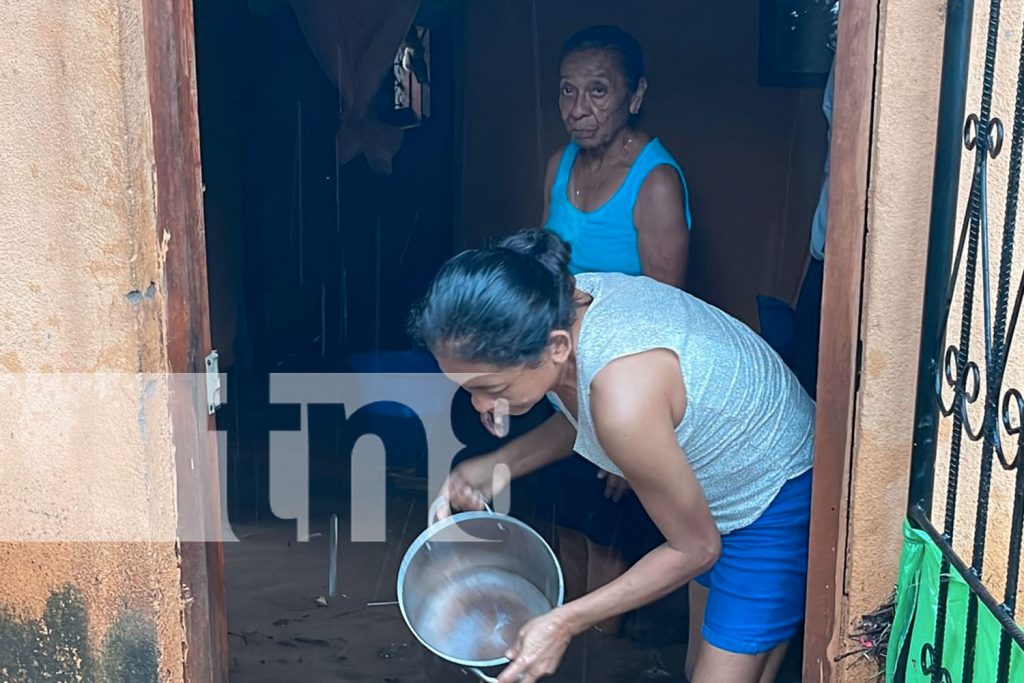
[436,412,578,521]
[496,609,575,683]
[596,470,631,502]
[434,454,511,520]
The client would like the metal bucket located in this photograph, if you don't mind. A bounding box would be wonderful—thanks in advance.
[397,508,564,682]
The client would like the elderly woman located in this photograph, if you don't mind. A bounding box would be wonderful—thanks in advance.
[538,25,695,604]
[544,25,691,287]
[415,230,814,683]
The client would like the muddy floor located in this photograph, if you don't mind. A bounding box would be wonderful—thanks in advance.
[224,479,803,682]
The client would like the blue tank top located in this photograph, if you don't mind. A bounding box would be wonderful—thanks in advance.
[546,139,692,275]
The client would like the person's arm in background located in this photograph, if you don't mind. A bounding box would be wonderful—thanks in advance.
[634,165,689,288]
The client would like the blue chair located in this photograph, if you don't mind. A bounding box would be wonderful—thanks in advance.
[756,295,799,372]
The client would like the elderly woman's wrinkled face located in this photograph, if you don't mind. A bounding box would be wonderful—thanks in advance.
[559,48,639,150]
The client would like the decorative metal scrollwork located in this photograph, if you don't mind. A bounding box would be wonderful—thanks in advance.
[935,103,1022,471]
[921,643,953,683]
[910,0,1024,681]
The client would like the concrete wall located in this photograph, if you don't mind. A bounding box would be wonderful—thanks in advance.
[459,0,828,326]
[0,1,185,679]
[839,0,945,669]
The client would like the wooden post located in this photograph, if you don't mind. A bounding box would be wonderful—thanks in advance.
[142,0,228,679]
[803,0,881,680]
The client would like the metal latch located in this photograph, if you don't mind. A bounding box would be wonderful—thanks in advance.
[205,351,222,415]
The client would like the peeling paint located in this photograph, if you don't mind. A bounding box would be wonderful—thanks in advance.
[125,282,156,305]
[158,229,171,269]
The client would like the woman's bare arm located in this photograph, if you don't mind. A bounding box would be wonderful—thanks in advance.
[634,166,690,288]
[558,349,720,633]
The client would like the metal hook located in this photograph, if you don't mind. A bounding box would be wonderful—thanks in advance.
[965,113,980,150]
[989,117,1004,158]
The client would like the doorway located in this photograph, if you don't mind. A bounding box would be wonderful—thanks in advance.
[178,0,838,680]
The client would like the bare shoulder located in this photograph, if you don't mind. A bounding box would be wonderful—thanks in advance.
[635,164,687,236]
[593,348,682,391]
[638,164,684,203]
[590,349,686,422]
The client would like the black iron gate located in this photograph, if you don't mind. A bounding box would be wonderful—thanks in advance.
[907,0,1024,681]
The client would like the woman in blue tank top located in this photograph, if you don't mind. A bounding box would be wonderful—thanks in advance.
[544,26,692,286]
[537,27,694,610]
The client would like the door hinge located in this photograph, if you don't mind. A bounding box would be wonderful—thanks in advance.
[205,350,222,415]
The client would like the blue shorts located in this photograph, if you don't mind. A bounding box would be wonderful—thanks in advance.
[694,469,812,655]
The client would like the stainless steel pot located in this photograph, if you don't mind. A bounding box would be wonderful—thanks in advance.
[397,507,564,682]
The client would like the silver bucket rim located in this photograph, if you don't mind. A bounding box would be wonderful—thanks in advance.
[396,509,565,669]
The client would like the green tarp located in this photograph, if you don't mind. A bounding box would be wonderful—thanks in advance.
[887,520,1024,682]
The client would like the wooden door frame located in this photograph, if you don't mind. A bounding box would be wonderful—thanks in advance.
[142,0,228,680]
[802,0,882,681]
[140,0,883,680]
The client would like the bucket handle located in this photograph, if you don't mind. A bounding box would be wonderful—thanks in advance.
[467,666,524,682]
[467,667,499,682]
[428,496,494,525]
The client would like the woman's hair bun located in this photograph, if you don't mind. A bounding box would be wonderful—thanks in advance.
[497,229,571,279]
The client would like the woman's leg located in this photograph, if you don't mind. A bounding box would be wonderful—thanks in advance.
[758,642,790,683]
[691,640,789,683]
[685,582,708,681]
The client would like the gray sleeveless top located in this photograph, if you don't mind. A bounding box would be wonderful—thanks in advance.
[547,273,814,534]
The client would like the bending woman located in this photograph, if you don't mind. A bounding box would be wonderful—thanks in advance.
[411,230,814,683]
